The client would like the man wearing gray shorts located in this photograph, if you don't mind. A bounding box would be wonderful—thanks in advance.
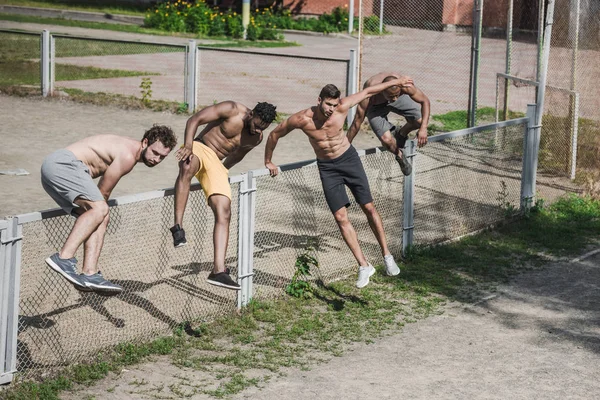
[41,126,177,294]
[347,72,431,176]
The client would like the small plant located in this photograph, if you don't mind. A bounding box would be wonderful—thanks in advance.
[140,77,153,104]
[176,102,189,114]
[286,251,318,299]
[496,180,517,217]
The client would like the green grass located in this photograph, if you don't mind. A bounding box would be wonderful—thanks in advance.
[0,0,147,16]
[429,107,526,133]
[0,60,158,85]
[3,194,599,399]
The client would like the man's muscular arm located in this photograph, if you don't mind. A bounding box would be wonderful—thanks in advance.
[402,84,431,147]
[176,101,239,161]
[97,154,136,201]
[264,113,304,177]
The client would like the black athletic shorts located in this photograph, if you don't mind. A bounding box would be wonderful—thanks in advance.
[317,145,373,213]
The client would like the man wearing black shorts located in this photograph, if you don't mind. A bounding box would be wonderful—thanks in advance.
[347,71,431,176]
[264,78,413,288]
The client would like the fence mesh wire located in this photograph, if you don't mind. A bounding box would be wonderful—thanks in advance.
[51,36,187,103]
[196,48,348,114]
[0,30,41,88]
[17,184,239,377]
[414,123,526,245]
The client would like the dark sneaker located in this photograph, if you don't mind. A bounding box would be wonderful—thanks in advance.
[45,253,90,291]
[207,270,240,290]
[396,149,413,176]
[81,271,123,295]
[394,128,408,149]
[170,224,187,248]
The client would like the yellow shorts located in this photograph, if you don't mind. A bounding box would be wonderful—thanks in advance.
[192,141,231,202]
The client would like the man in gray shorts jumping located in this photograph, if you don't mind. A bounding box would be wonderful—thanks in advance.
[265,78,413,289]
[347,72,431,176]
[41,126,177,294]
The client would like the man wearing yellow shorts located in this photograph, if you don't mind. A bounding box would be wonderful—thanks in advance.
[172,101,277,290]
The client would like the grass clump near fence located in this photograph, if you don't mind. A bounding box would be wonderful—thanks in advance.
[3,194,599,399]
[144,1,385,39]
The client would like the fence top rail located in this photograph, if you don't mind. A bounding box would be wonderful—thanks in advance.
[0,219,8,230]
[9,118,527,224]
[428,117,529,143]
[50,33,188,48]
[497,73,539,87]
[0,28,41,36]
[197,46,350,63]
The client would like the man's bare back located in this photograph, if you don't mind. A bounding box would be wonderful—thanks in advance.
[66,134,142,178]
[363,71,403,107]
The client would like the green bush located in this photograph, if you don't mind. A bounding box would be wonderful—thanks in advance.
[144,1,384,39]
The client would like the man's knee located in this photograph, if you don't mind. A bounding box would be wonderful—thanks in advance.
[76,199,109,222]
[179,157,198,179]
[209,195,231,222]
[360,202,376,215]
[333,208,350,225]
[379,131,395,148]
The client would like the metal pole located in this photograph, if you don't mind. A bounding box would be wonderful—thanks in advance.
[568,0,580,179]
[41,30,50,97]
[357,0,363,89]
[346,49,358,128]
[570,92,579,179]
[242,0,250,39]
[236,175,247,310]
[535,0,545,98]
[520,104,538,210]
[536,0,555,128]
[503,0,514,121]
[348,0,354,34]
[402,140,416,256]
[186,40,197,113]
[245,171,257,306]
[379,0,384,34]
[467,0,483,128]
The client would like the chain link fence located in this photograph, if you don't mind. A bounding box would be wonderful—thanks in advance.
[0,30,41,89]
[5,115,571,380]
[196,48,350,115]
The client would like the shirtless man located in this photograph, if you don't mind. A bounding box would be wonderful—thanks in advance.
[42,126,177,294]
[171,101,277,290]
[264,79,412,288]
[347,72,431,176]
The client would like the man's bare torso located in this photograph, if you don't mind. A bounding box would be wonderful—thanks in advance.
[299,106,350,160]
[66,135,140,178]
[196,103,261,160]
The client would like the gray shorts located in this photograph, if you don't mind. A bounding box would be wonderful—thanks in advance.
[41,149,104,216]
[367,95,422,138]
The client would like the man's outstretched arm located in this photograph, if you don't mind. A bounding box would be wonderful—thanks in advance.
[402,84,431,147]
[341,76,413,112]
[347,97,369,144]
[264,113,303,177]
[176,101,238,161]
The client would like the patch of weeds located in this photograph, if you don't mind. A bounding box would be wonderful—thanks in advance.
[286,251,319,299]
[139,77,153,104]
[496,180,518,217]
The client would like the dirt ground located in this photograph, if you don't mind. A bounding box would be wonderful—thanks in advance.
[56,249,600,400]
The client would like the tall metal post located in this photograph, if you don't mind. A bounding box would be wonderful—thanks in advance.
[503,0,514,121]
[41,30,50,97]
[0,218,22,385]
[237,172,256,308]
[348,0,354,34]
[185,40,197,113]
[536,0,555,128]
[346,49,358,128]
[242,0,250,39]
[568,0,580,179]
[50,35,55,95]
[402,140,416,256]
[521,104,539,210]
[379,0,385,34]
[535,0,545,98]
[467,0,484,127]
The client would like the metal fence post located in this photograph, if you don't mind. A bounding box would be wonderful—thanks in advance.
[379,0,385,34]
[348,0,354,34]
[503,0,514,121]
[0,218,22,385]
[346,49,358,128]
[402,140,416,256]
[50,34,55,95]
[467,0,483,128]
[41,30,50,97]
[185,40,197,113]
[520,104,538,210]
[236,172,256,309]
[570,92,579,179]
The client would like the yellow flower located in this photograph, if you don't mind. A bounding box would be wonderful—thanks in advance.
[274,25,276,28]
[204,11,207,14]
[187,4,191,7]
[155,9,158,13]
[147,14,150,17]
[233,12,237,16]
[220,12,223,15]
[166,5,170,9]
[177,11,180,15]
[185,13,188,16]
[256,9,259,12]
[165,13,169,16]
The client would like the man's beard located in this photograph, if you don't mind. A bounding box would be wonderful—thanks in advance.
[141,147,155,167]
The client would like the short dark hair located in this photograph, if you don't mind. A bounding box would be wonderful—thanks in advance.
[253,102,277,124]
[382,75,397,83]
[143,124,177,149]
[319,84,341,100]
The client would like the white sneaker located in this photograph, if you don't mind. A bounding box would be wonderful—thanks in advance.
[356,264,376,288]
[384,254,400,276]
